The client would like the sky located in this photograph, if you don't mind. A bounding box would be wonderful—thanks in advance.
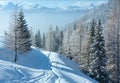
[0,0,107,36]
[0,0,107,7]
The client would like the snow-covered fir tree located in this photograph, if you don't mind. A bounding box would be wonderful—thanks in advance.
[62,26,72,59]
[4,10,18,62]
[87,20,96,74]
[30,27,34,46]
[34,30,42,48]
[4,10,17,50]
[69,22,83,61]
[54,26,60,52]
[16,9,31,53]
[58,30,63,54]
[89,20,108,83]
[45,26,56,52]
[42,33,46,49]
[54,26,63,53]
[77,20,96,74]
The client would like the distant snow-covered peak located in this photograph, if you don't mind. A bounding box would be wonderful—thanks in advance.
[17,3,39,10]
[2,2,17,10]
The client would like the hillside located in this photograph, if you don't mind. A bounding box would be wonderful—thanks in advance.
[0,46,98,83]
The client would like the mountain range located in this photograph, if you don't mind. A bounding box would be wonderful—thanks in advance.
[0,2,97,13]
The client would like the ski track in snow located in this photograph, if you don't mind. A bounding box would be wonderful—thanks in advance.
[43,51,97,83]
[0,59,54,83]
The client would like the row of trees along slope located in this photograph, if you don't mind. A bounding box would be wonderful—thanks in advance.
[32,0,120,83]
[105,0,120,83]
[32,20,108,83]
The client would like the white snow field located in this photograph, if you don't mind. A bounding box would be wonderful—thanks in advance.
[0,43,98,83]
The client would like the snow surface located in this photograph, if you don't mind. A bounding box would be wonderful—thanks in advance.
[0,45,98,83]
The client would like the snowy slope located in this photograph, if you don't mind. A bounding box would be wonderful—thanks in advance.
[42,51,98,83]
[0,46,98,83]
